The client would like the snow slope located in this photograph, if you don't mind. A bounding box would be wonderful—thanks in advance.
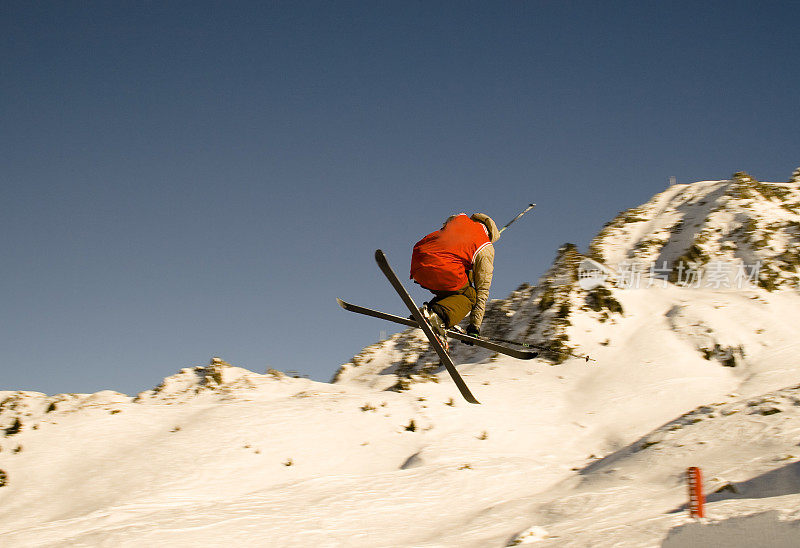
[3,176,800,547]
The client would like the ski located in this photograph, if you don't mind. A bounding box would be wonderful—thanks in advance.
[373,249,480,404]
[336,298,539,360]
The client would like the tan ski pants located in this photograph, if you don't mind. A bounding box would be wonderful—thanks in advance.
[428,285,477,328]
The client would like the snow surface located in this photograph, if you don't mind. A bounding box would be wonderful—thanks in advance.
[3,179,800,547]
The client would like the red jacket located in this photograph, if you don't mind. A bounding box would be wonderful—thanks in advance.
[410,214,491,291]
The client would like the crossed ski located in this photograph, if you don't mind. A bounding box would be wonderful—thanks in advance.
[371,249,481,403]
[339,250,598,402]
[346,249,545,403]
[336,299,538,360]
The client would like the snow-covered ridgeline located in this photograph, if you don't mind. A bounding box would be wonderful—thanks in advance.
[589,175,800,290]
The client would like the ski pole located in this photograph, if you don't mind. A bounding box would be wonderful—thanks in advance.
[487,336,595,363]
[498,203,536,234]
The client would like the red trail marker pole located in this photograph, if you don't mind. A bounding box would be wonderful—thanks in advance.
[687,466,705,518]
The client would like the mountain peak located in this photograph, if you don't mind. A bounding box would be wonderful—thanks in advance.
[588,176,800,291]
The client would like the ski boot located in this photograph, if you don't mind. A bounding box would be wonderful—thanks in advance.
[421,304,449,351]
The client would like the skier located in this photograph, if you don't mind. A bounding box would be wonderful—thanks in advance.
[410,213,500,344]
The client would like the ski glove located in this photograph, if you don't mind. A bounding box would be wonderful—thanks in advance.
[462,324,480,346]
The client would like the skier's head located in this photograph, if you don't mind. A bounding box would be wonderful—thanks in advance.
[470,213,500,242]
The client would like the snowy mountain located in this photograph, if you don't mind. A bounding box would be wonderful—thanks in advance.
[3,174,800,547]
[335,173,800,383]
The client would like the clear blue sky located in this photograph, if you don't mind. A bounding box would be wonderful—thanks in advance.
[3,1,798,395]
